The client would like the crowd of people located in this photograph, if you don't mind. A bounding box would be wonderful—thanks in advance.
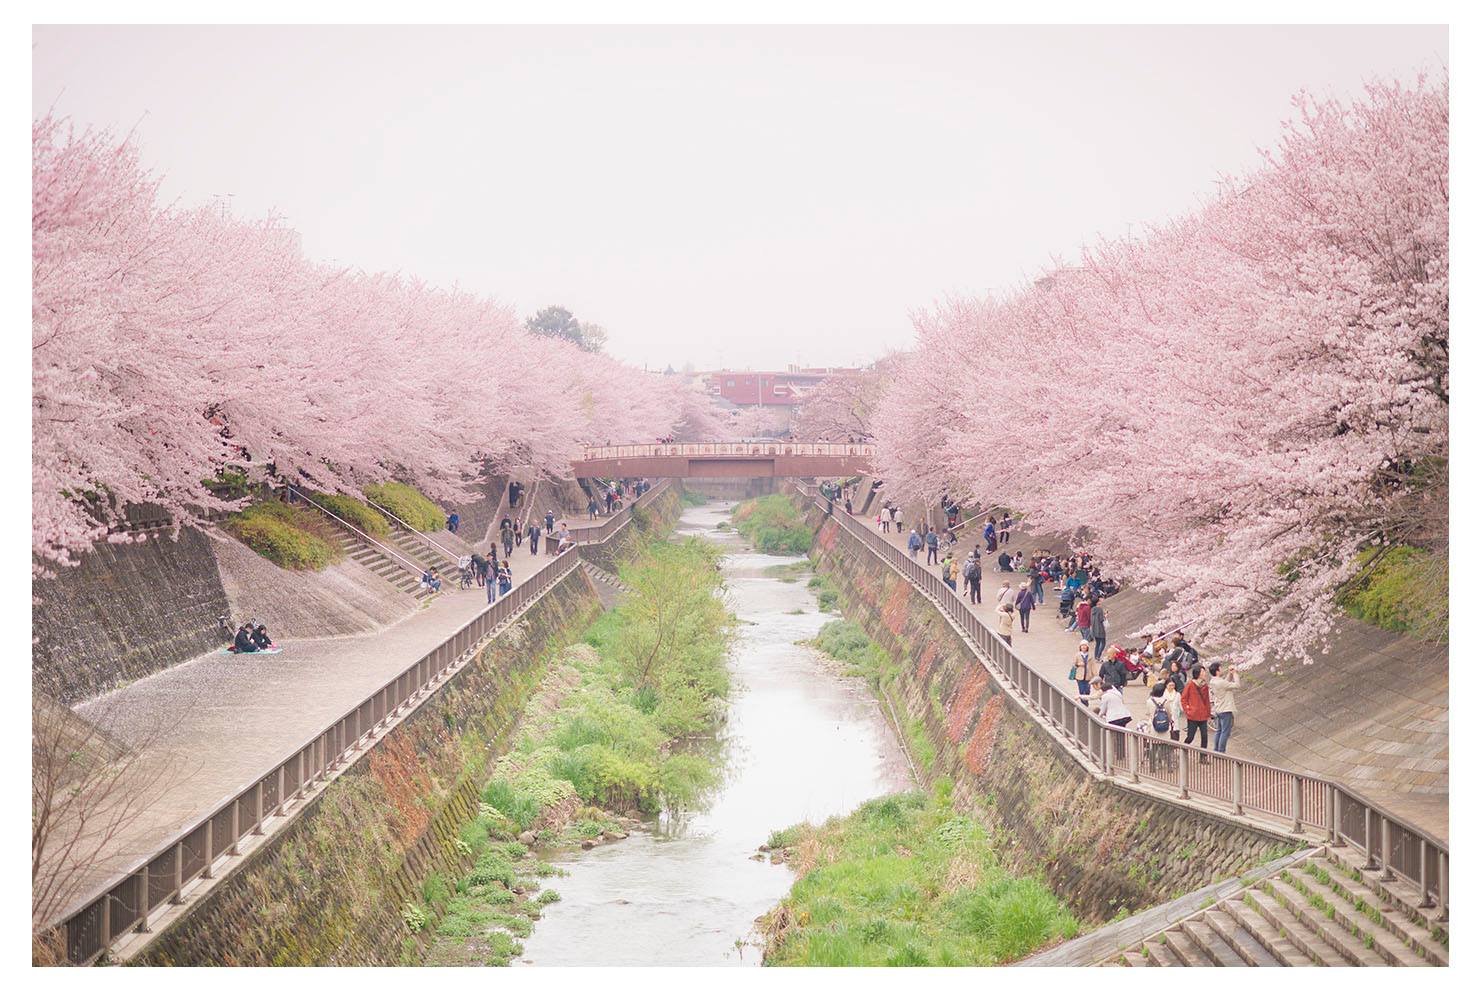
[862,493,1240,757]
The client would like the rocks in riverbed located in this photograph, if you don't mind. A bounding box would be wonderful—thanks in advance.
[518,831,536,845]
[581,839,597,850]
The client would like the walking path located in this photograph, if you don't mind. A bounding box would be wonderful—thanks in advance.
[56,510,611,928]
[844,508,1449,842]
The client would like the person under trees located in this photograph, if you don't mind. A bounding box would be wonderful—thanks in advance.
[863,76,1448,667]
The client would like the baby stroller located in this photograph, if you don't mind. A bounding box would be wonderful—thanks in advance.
[1057,589,1075,621]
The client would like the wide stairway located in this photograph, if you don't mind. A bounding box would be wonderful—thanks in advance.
[1103,846,1448,967]
[322,525,445,598]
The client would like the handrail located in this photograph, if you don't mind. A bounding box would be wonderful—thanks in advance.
[788,482,1448,919]
[285,487,428,578]
[581,441,875,460]
[360,498,463,564]
[51,484,676,964]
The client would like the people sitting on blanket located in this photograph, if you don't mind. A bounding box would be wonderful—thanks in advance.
[229,620,274,652]
[422,567,442,593]
[232,622,258,653]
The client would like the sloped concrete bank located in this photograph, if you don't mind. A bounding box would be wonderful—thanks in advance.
[125,498,685,966]
[801,506,1299,923]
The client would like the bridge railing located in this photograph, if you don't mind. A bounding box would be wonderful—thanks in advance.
[789,483,1448,919]
[57,533,609,964]
[581,441,875,460]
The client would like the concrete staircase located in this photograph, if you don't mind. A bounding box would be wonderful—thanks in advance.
[1104,847,1448,967]
[323,526,439,598]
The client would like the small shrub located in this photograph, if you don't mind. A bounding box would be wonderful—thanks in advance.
[311,492,391,538]
[401,902,429,932]
[422,873,451,909]
[227,499,341,569]
[365,481,445,533]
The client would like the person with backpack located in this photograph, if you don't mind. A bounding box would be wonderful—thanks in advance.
[1181,665,1212,752]
[942,552,958,591]
[907,528,923,561]
[1146,681,1175,769]
[925,527,939,565]
[965,557,982,605]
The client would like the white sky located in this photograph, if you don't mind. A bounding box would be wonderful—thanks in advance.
[32,24,1447,370]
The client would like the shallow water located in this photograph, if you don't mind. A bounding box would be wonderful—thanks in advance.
[517,501,915,966]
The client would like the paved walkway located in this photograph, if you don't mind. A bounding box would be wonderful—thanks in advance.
[845,510,1449,842]
[55,511,611,926]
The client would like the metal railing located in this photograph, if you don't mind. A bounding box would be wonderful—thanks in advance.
[283,487,427,579]
[789,483,1448,919]
[581,441,875,460]
[55,483,677,964]
[567,479,672,546]
[360,498,463,564]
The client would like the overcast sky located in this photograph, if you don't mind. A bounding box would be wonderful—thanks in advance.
[33,25,1446,371]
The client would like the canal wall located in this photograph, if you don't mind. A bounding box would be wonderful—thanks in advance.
[802,508,1300,923]
[126,490,686,966]
[132,567,603,966]
[580,484,687,573]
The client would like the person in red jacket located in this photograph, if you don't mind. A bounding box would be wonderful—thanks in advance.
[1181,664,1212,750]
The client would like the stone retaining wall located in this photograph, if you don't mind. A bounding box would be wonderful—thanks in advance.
[804,508,1299,923]
[33,527,231,704]
[133,567,602,966]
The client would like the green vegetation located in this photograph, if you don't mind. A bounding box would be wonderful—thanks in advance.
[202,467,253,500]
[761,786,1077,966]
[227,498,342,570]
[311,492,392,539]
[764,560,813,582]
[808,572,840,611]
[733,494,813,555]
[365,481,445,533]
[428,533,734,965]
[811,620,898,686]
[680,486,709,506]
[1337,545,1447,641]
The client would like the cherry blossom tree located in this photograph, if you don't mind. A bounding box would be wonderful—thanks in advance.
[33,116,688,572]
[792,356,900,442]
[871,76,1448,664]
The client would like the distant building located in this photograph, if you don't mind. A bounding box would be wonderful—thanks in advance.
[703,366,860,407]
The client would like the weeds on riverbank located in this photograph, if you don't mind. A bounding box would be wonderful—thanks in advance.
[227,499,342,569]
[760,782,1077,966]
[424,535,734,965]
[365,481,445,533]
[733,494,812,554]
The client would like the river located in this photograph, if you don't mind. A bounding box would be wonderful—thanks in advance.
[517,501,915,965]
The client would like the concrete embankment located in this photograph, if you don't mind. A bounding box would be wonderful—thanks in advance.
[122,491,685,966]
[800,503,1300,923]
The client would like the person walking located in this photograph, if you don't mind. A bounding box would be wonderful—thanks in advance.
[1181,665,1212,752]
[1075,595,1093,643]
[925,527,939,565]
[527,521,542,556]
[1208,662,1240,754]
[1146,681,1176,769]
[501,524,515,559]
[942,553,957,592]
[1071,640,1093,706]
[966,557,982,605]
[997,603,1015,647]
[983,517,997,554]
[513,518,523,546]
[894,506,904,534]
[545,510,555,534]
[1015,580,1035,633]
[1089,598,1108,660]
[485,563,499,604]
[907,528,923,561]
[498,561,513,597]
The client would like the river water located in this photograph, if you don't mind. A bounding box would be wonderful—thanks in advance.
[518,501,915,966]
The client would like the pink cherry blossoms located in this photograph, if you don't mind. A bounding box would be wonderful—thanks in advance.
[868,76,1448,665]
[33,116,715,571]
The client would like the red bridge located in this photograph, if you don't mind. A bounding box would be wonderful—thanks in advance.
[572,441,875,479]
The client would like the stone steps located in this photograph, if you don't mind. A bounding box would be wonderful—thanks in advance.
[1099,848,1445,967]
[325,527,437,597]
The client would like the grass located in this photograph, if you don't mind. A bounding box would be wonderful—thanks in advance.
[227,498,342,569]
[811,620,897,687]
[761,788,1077,966]
[733,494,813,555]
[365,481,445,533]
[311,492,391,538]
[430,534,735,966]
[1337,545,1447,641]
[764,560,814,582]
